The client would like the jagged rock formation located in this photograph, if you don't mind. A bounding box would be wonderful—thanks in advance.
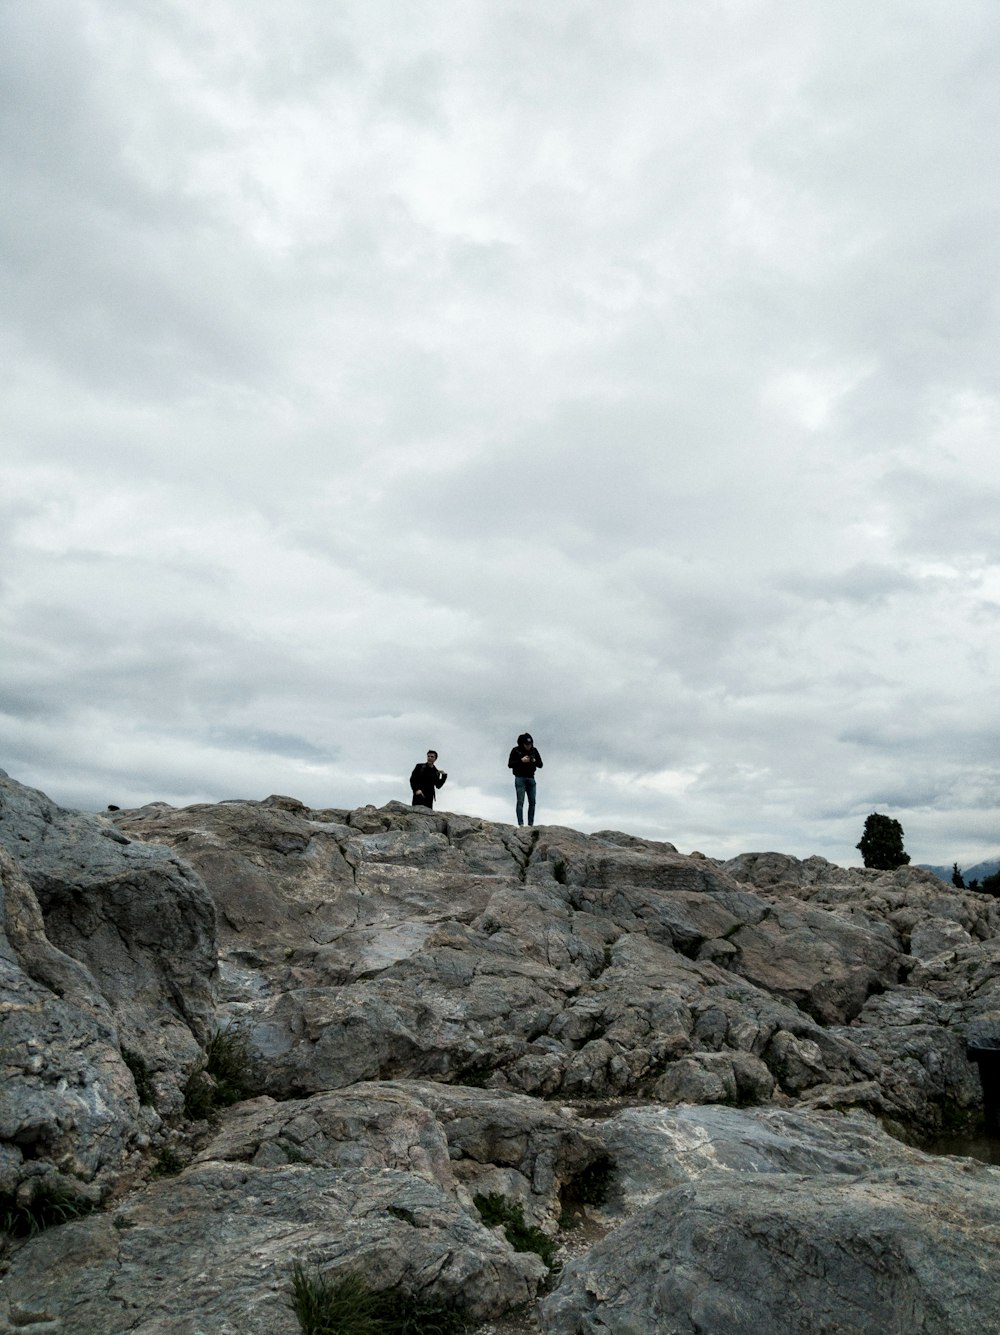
[1,769,998,1334]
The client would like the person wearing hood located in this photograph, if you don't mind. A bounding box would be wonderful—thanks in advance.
[507,732,543,826]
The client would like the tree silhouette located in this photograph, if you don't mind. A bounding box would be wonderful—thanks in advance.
[981,869,1000,898]
[856,813,910,870]
[951,863,965,888]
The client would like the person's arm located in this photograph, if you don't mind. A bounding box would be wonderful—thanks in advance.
[533,750,543,769]
[410,765,423,795]
[508,748,519,770]
[435,770,447,789]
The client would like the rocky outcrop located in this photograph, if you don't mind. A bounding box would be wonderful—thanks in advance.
[1,773,998,1334]
[1,1161,543,1334]
[0,772,216,1105]
[0,845,139,1205]
[543,1148,1000,1335]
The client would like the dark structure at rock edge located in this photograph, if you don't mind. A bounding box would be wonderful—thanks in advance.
[0,766,998,1334]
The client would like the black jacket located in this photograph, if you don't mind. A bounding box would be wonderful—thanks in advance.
[410,763,446,807]
[508,745,543,778]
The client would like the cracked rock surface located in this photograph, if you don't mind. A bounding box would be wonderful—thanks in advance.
[1,773,998,1333]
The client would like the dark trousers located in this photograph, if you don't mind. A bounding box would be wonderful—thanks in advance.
[514,776,536,825]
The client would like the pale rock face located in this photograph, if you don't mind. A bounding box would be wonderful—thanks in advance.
[0,845,141,1200]
[0,771,216,1111]
[1,772,999,1334]
[541,1152,1000,1335]
[1,1162,545,1334]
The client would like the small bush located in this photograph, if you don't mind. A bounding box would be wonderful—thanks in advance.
[150,1146,186,1179]
[0,1185,94,1239]
[981,869,1000,898]
[473,1192,558,1269]
[454,1063,492,1089]
[183,1025,255,1120]
[561,1153,614,1208]
[290,1261,468,1334]
[121,1048,156,1106]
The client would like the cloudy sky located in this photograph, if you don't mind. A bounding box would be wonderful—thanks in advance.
[3,1,999,867]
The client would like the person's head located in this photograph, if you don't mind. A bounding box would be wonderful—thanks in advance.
[426,750,438,764]
[517,733,533,748]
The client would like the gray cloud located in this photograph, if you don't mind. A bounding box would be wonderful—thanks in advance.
[2,0,1000,868]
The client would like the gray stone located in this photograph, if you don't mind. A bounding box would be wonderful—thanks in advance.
[4,771,1000,1335]
[595,1103,933,1213]
[0,1162,543,1334]
[0,846,143,1202]
[0,771,216,1107]
[541,1156,1000,1335]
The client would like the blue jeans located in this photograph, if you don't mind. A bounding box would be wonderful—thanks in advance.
[514,776,536,826]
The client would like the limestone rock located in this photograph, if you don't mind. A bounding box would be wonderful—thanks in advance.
[3,770,1000,1335]
[0,1162,544,1334]
[0,770,217,1108]
[595,1103,935,1213]
[0,846,142,1202]
[541,1154,1000,1335]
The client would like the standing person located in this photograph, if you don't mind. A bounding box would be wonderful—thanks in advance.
[410,750,447,808]
[508,732,543,826]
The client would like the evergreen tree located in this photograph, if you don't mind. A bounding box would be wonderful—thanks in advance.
[856,813,910,870]
[980,869,1000,898]
[951,862,965,888]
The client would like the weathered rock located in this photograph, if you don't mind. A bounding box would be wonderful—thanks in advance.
[3,771,1000,1335]
[200,1076,611,1231]
[377,1080,612,1227]
[541,1153,1000,1334]
[106,795,997,1132]
[725,901,901,1024]
[0,1162,544,1334]
[0,771,217,1109]
[594,1103,934,1213]
[725,852,1000,946]
[910,917,976,962]
[194,1086,455,1190]
[0,847,143,1202]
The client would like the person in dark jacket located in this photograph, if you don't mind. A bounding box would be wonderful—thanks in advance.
[410,751,447,808]
[508,732,542,826]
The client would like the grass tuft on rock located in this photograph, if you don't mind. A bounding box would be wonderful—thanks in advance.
[150,1145,186,1178]
[121,1047,157,1106]
[183,1024,255,1120]
[473,1192,558,1270]
[0,1185,95,1239]
[290,1261,469,1334]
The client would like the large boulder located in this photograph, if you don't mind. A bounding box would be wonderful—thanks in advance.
[109,795,1000,1136]
[0,1161,544,1334]
[3,772,999,1335]
[0,846,143,1205]
[0,771,217,1108]
[542,1105,998,1335]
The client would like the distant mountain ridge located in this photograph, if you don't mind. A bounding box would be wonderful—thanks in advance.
[919,858,1000,885]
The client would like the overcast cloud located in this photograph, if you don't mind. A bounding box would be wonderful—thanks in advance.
[3,0,1000,866]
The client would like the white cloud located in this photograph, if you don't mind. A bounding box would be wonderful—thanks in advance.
[2,0,1000,867]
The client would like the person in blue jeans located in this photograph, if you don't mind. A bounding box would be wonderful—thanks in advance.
[508,732,543,826]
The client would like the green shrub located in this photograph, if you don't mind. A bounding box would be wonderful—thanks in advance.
[473,1192,558,1270]
[290,1261,468,1334]
[562,1153,614,1207]
[856,813,909,870]
[183,1025,255,1120]
[150,1146,186,1178]
[121,1047,156,1106]
[0,1185,94,1238]
[981,869,1000,897]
